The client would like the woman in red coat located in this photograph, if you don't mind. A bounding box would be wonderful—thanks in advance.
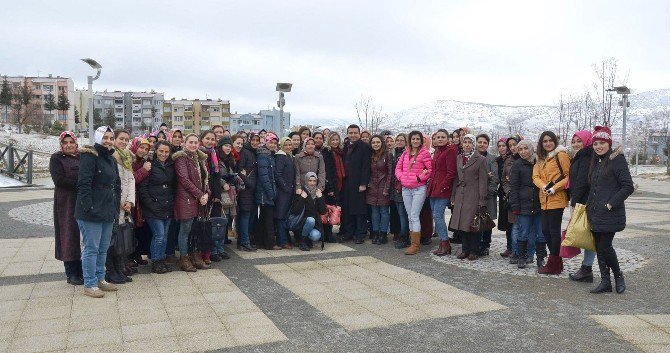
[366,135,393,245]
[427,129,458,256]
[173,134,210,272]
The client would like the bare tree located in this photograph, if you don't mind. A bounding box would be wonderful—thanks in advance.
[354,96,384,134]
[590,58,629,127]
[11,82,42,133]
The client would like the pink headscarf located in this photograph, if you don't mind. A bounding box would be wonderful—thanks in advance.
[130,137,150,154]
[263,132,278,146]
[572,130,593,147]
[59,131,78,156]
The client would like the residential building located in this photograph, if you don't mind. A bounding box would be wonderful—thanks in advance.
[1,75,75,129]
[163,98,230,134]
[92,91,164,135]
[229,107,290,136]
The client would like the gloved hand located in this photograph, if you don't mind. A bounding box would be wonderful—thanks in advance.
[512,210,520,215]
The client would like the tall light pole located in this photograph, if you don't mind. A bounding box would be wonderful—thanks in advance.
[276,82,292,138]
[606,86,631,155]
[81,58,102,145]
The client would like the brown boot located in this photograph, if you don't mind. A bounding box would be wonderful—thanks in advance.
[404,232,421,255]
[432,240,452,256]
[179,256,196,272]
[190,252,210,270]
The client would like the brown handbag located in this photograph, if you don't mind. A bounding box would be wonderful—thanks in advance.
[470,209,496,232]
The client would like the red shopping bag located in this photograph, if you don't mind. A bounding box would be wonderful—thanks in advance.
[559,229,581,258]
[327,205,341,225]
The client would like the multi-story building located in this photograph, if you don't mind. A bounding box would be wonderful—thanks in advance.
[1,75,75,129]
[92,91,163,135]
[163,98,230,134]
[229,107,290,136]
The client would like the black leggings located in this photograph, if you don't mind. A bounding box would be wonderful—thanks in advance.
[594,232,621,276]
[258,205,275,249]
[462,232,480,254]
[542,209,564,256]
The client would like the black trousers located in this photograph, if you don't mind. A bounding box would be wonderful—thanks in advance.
[346,214,368,240]
[542,208,564,256]
[64,260,82,278]
[258,205,275,249]
[462,232,480,254]
[594,232,621,276]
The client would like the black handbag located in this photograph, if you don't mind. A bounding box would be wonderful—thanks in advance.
[210,216,228,241]
[190,206,214,252]
[111,213,137,256]
[470,208,496,232]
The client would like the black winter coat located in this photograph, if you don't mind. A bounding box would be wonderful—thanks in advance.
[321,148,339,205]
[139,158,176,219]
[74,144,121,223]
[586,149,634,233]
[509,157,541,216]
[237,144,257,212]
[290,192,327,237]
[255,146,276,206]
[274,150,296,219]
[342,140,371,215]
[569,146,593,207]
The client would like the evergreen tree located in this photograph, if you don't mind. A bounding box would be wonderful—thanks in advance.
[43,94,57,126]
[0,77,12,123]
[103,109,116,128]
[93,108,103,127]
[57,90,70,126]
[74,106,80,125]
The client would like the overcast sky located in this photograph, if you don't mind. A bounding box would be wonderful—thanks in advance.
[1,0,669,123]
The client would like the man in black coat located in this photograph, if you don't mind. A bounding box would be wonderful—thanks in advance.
[341,124,371,243]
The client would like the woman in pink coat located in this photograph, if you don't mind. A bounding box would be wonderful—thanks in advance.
[394,130,433,255]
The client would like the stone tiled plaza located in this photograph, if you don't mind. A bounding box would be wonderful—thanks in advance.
[0,177,668,353]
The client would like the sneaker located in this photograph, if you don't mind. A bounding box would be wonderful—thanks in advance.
[98,280,118,292]
[83,287,105,298]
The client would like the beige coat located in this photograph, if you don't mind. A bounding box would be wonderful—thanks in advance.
[449,152,488,232]
[113,151,136,224]
[294,152,326,191]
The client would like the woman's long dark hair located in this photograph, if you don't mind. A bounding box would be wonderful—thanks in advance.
[407,130,424,154]
[370,135,386,162]
[588,145,613,183]
[537,130,558,160]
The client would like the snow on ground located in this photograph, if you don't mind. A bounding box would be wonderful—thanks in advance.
[0,174,26,187]
[0,130,63,170]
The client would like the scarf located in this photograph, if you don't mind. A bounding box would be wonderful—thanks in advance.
[331,147,345,192]
[203,147,219,174]
[58,131,78,156]
[305,172,318,198]
[462,150,474,166]
[115,147,133,171]
[232,148,241,162]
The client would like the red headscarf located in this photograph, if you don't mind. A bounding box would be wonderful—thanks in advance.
[59,131,78,156]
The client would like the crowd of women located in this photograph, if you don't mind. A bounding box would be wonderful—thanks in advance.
[49,121,634,298]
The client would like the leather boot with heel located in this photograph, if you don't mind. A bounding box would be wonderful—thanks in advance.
[404,232,421,255]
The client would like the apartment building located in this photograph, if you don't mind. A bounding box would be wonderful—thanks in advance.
[229,107,290,136]
[92,91,164,135]
[1,75,75,129]
[163,98,230,134]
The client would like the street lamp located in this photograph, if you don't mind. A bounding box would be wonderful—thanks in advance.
[276,82,292,138]
[81,58,102,145]
[606,85,631,156]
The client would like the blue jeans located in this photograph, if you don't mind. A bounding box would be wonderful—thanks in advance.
[369,205,390,233]
[177,218,194,256]
[517,214,545,258]
[237,210,252,246]
[302,217,321,241]
[213,213,231,255]
[582,249,596,266]
[401,185,427,232]
[76,220,113,288]
[276,219,289,246]
[395,201,409,238]
[429,198,450,241]
[146,218,172,262]
[166,220,179,256]
[510,223,520,256]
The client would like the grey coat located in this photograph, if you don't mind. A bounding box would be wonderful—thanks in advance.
[449,152,488,232]
[294,152,326,192]
[481,152,499,220]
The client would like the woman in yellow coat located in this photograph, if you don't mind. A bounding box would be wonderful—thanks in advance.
[532,131,570,275]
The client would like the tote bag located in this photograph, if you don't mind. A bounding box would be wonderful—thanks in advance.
[562,203,596,252]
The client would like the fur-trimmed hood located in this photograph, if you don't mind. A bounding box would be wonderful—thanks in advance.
[546,145,569,160]
[79,144,115,158]
[172,149,208,161]
[609,146,623,160]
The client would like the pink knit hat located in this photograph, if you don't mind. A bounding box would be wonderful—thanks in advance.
[592,126,612,146]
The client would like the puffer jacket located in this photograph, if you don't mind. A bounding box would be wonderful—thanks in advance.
[237,143,257,212]
[427,144,458,199]
[139,158,176,220]
[74,144,122,223]
[366,152,393,206]
[294,151,326,191]
[255,146,276,206]
[586,147,634,233]
[113,150,136,224]
[509,156,541,216]
[394,147,432,189]
[569,146,593,207]
[274,150,296,219]
[173,150,210,220]
[532,145,571,210]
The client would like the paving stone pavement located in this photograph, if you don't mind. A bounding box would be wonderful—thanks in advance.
[0,176,668,353]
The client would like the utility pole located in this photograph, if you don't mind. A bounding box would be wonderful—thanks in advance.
[81,58,102,144]
[275,83,292,138]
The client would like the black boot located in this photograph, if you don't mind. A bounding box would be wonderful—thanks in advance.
[379,232,388,245]
[299,239,310,251]
[614,272,626,294]
[517,241,528,269]
[115,254,132,282]
[590,275,612,293]
[371,231,380,245]
[535,242,547,268]
[395,233,409,249]
[569,265,594,282]
[64,261,84,285]
[106,252,126,284]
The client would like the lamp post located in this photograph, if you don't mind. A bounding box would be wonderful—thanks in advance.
[606,85,631,155]
[81,58,102,145]
[276,82,292,138]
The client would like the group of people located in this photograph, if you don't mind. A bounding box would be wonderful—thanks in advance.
[49,121,634,298]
